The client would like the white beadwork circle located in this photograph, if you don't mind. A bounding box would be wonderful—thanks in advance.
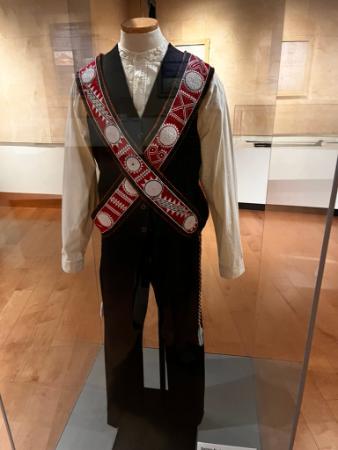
[105,125,120,144]
[184,70,203,92]
[144,180,163,197]
[124,179,137,196]
[126,157,141,172]
[183,214,198,231]
[97,212,113,227]
[158,124,179,147]
[81,67,96,84]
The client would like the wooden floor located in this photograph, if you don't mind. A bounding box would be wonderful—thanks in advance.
[0,206,337,449]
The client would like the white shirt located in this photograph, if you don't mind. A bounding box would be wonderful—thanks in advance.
[61,39,245,279]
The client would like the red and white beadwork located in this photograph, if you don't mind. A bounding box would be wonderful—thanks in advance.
[158,124,179,147]
[97,212,113,227]
[184,214,198,232]
[105,124,120,144]
[123,179,137,196]
[184,70,204,92]
[144,180,163,197]
[143,54,211,169]
[77,53,211,235]
[125,156,141,172]
[81,66,96,84]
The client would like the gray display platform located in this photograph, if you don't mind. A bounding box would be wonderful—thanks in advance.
[56,347,300,450]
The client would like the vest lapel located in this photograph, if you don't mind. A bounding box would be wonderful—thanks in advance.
[98,42,189,153]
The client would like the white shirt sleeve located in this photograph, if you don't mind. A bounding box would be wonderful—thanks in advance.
[61,79,98,273]
[198,70,245,279]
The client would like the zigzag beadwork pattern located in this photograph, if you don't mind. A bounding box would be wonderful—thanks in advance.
[77,53,211,235]
[155,196,189,215]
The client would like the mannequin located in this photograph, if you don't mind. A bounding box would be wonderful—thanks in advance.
[121,17,159,34]
[62,16,245,449]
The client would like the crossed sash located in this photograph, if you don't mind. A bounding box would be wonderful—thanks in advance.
[77,50,211,236]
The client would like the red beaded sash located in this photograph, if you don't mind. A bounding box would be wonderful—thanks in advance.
[77,52,211,235]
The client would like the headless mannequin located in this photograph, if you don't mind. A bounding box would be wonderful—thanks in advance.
[95,18,204,450]
[63,13,244,449]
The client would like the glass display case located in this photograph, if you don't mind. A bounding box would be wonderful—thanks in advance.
[0,1,337,449]
[0,395,15,449]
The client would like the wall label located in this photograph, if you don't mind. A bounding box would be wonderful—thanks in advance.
[197,443,257,450]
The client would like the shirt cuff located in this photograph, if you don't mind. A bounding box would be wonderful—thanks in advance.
[62,256,85,273]
[219,260,245,279]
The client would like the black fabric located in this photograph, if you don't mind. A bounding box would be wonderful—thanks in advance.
[112,397,198,450]
[148,0,157,19]
[100,224,205,429]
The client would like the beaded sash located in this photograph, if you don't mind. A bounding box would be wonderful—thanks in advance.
[77,52,211,235]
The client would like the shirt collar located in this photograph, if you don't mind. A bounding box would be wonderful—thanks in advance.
[118,41,168,63]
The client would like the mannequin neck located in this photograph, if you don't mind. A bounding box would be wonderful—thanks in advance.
[118,27,168,53]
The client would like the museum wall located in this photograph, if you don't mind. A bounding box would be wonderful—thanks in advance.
[128,0,338,136]
[274,0,338,135]
[89,0,127,56]
[1,0,338,145]
[0,0,127,144]
[0,1,70,143]
[127,0,285,136]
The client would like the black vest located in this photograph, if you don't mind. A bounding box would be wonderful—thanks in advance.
[85,43,215,237]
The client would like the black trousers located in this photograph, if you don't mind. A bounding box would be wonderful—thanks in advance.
[99,207,205,428]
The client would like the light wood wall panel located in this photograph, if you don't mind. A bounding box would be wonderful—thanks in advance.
[0,1,126,144]
[2,0,338,144]
[0,2,69,144]
[90,0,128,54]
[157,0,285,136]
[275,0,338,135]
